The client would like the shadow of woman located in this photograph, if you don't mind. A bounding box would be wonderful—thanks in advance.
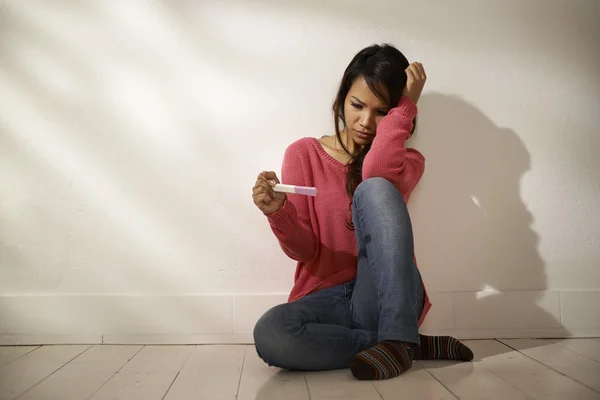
[411,92,568,338]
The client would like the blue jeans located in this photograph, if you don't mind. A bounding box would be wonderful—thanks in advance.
[254,177,424,371]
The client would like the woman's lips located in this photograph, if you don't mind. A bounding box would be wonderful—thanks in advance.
[354,130,374,140]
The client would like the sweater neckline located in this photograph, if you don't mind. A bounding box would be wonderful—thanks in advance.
[310,137,349,170]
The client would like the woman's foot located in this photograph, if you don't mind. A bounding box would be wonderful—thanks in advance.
[349,341,413,380]
[411,334,474,361]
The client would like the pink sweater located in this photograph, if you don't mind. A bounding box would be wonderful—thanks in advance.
[266,96,431,326]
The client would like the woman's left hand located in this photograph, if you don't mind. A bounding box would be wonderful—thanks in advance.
[403,62,426,104]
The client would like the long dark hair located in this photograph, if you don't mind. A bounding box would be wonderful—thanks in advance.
[332,44,415,228]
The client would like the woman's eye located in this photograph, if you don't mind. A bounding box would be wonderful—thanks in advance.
[378,110,388,116]
[351,102,362,110]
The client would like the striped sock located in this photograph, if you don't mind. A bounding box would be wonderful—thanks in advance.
[349,341,413,380]
[411,334,474,361]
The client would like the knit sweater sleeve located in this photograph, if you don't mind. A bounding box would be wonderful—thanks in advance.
[266,141,317,262]
[362,96,425,197]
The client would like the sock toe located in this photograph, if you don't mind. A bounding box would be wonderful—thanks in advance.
[349,341,413,381]
[349,356,377,380]
[458,343,474,361]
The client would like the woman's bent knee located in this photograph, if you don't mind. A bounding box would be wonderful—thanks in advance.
[356,177,395,191]
[253,304,296,368]
[352,177,407,216]
[353,177,404,206]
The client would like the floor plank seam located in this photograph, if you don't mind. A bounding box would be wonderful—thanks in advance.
[421,364,460,400]
[0,346,41,370]
[234,345,248,399]
[85,345,146,400]
[550,340,600,365]
[304,373,313,400]
[497,339,600,395]
[370,381,384,400]
[161,371,182,400]
[471,345,539,399]
[160,345,195,400]
[15,345,92,400]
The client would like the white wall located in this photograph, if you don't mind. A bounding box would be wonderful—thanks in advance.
[1,0,599,344]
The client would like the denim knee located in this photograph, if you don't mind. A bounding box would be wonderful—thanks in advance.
[353,177,404,210]
[253,305,294,368]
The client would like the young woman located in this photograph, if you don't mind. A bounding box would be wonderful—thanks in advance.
[251,44,473,381]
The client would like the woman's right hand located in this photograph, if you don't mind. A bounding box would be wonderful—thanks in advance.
[252,171,286,215]
[403,62,426,104]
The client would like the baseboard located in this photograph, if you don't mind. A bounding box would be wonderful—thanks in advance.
[2,331,598,346]
[102,334,255,345]
[0,335,102,345]
[0,290,598,345]
[420,328,600,340]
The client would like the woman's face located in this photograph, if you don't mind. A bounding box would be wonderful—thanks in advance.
[343,76,390,146]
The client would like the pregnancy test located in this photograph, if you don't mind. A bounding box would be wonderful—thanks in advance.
[273,184,318,197]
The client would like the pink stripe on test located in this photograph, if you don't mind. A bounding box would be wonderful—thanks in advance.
[295,186,318,196]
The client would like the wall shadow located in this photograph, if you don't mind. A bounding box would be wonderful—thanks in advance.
[411,92,568,337]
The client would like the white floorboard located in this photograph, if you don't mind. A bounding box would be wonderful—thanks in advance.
[548,338,600,363]
[305,369,382,400]
[0,339,598,399]
[0,345,90,400]
[423,359,534,399]
[0,346,39,368]
[88,345,193,400]
[17,345,142,400]
[466,339,600,400]
[237,346,310,400]
[373,362,459,400]
[163,345,245,400]
[499,339,600,393]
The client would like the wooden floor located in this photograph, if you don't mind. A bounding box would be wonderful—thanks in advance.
[0,339,599,399]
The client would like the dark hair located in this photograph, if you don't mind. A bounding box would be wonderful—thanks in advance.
[332,43,415,228]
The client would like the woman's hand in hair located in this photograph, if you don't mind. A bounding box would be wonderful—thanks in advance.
[403,62,426,104]
[252,171,286,215]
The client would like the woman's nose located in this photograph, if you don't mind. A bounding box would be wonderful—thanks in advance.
[360,112,375,128]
